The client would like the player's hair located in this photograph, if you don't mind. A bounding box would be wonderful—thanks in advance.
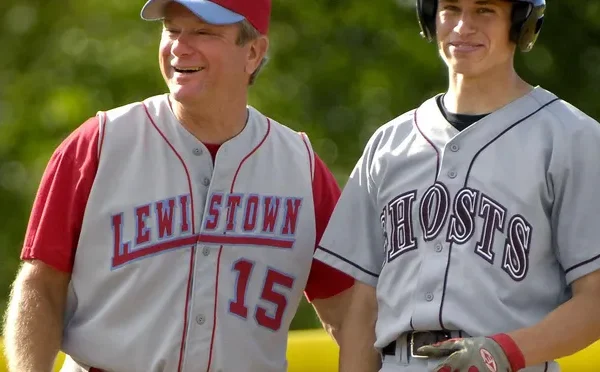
[237,20,268,86]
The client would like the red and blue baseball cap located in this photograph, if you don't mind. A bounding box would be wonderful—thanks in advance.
[140,0,271,35]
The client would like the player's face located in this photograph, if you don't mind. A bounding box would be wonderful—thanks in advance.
[436,0,515,77]
[158,3,266,104]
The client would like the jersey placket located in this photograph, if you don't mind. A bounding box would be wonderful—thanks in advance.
[411,136,466,331]
[179,142,222,371]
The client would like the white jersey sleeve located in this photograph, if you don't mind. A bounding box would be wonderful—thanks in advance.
[314,122,402,287]
[549,102,600,284]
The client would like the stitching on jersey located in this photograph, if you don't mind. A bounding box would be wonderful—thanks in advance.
[464,98,560,184]
[437,97,561,331]
[316,245,380,278]
[412,108,441,329]
[413,109,441,182]
[142,102,198,372]
[299,132,314,182]
[565,252,600,274]
[205,116,272,372]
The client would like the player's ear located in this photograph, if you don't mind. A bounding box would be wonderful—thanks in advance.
[245,36,269,76]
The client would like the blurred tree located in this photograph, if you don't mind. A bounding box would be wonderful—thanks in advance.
[0,0,598,331]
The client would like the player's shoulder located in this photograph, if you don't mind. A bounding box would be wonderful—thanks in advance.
[364,107,418,153]
[102,94,167,121]
[42,115,102,168]
[250,105,314,151]
[539,89,600,134]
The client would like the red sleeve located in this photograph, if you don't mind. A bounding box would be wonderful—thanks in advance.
[304,152,355,301]
[21,116,101,273]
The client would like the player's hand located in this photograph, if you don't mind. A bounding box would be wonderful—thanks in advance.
[416,333,526,372]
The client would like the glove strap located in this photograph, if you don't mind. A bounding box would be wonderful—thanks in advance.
[490,333,526,371]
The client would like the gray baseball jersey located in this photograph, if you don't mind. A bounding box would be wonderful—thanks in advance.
[21,94,352,372]
[314,86,600,371]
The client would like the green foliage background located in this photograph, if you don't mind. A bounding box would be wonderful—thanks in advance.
[0,0,599,331]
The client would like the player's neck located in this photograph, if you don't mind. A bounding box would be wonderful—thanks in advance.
[169,94,249,145]
[445,66,533,115]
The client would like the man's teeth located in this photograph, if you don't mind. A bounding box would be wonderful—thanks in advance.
[175,67,202,73]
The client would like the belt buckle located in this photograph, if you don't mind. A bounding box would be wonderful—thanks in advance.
[410,331,452,359]
[409,331,429,359]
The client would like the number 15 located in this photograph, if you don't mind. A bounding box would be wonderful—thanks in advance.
[229,258,295,331]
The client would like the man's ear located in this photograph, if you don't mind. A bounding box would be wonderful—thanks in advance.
[246,36,269,75]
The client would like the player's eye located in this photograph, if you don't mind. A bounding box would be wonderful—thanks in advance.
[441,5,461,12]
[477,7,495,14]
[163,28,180,35]
[194,30,212,35]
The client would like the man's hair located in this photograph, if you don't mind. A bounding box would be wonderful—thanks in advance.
[236,20,268,86]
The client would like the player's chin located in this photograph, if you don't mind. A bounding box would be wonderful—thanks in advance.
[169,85,204,104]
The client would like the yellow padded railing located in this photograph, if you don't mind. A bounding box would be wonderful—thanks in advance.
[0,330,598,371]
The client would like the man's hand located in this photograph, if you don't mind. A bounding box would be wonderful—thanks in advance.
[417,334,526,372]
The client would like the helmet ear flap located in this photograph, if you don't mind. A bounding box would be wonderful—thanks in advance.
[510,0,546,52]
[510,2,531,44]
[534,16,544,33]
[416,0,438,42]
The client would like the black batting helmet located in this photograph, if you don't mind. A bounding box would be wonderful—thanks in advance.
[416,0,545,52]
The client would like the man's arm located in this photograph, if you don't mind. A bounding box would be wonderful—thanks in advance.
[302,148,355,343]
[3,116,99,372]
[3,260,71,372]
[310,286,353,343]
[508,269,600,366]
[337,281,380,372]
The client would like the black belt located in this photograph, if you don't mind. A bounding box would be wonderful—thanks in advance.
[382,330,462,359]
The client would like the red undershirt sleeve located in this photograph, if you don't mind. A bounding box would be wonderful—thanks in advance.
[20,116,101,273]
[304,152,355,302]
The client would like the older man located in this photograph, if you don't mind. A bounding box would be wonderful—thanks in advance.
[2,1,353,371]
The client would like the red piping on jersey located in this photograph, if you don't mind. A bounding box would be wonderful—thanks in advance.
[142,103,198,372]
[413,110,441,182]
[205,117,272,372]
[300,133,314,180]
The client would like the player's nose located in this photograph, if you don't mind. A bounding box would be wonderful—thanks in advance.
[453,13,477,35]
[170,35,195,57]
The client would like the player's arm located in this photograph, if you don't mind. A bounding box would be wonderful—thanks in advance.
[303,152,355,343]
[506,269,600,366]
[502,122,600,367]
[337,281,380,372]
[2,117,100,372]
[311,135,385,371]
[3,261,71,372]
[310,285,353,343]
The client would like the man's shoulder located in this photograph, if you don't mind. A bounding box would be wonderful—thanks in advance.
[364,107,418,151]
[532,88,600,136]
[249,106,313,147]
[102,94,167,119]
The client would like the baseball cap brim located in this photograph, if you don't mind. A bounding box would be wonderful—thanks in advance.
[140,0,245,25]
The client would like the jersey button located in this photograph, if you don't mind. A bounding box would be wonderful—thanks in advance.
[202,177,210,186]
[193,148,203,156]
[434,243,443,252]
[425,293,434,302]
[196,314,206,325]
[450,144,459,152]
[202,246,210,256]
[448,170,457,179]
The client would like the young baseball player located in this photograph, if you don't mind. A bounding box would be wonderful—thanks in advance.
[314,0,600,371]
[2,1,354,371]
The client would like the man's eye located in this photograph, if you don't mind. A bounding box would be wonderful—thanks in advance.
[442,5,461,11]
